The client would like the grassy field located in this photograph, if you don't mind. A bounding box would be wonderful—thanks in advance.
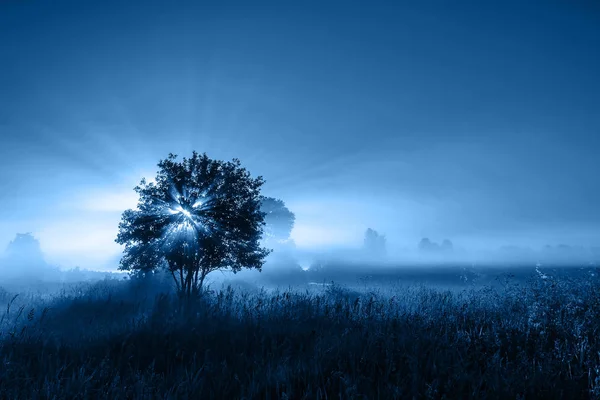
[1,267,600,399]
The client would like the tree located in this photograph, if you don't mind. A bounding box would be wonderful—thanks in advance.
[115,152,271,298]
[418,238,439,253]
[441,239,454,253]
[260,197,295,244]
[5,233,45,263]
[364,228,386,258]
[1,233,60,282]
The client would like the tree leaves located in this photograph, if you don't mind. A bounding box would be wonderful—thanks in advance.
[115,152,271,296]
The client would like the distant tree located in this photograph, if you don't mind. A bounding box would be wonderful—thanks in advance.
[364,228,386,258]
[5,233,45,262]
[1,233,61,281]
[418,238,439,253]
[260,197,295,244]
[115,152,271,298]
[441,239,454,252]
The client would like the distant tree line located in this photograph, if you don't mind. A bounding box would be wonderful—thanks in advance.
[418,238,453,254]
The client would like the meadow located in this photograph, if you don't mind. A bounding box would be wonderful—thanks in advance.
[1,264,600,399]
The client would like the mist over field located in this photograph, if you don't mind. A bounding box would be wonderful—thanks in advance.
[1,0,599,398]
[0,228,598,301]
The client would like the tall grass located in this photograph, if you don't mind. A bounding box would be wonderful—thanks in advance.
[1,270,600,399]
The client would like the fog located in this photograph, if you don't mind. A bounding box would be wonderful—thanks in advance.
[1,229,598,299]
[1,1,599,287]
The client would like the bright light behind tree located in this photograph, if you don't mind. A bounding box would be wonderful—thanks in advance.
[116,152,270,297]
[167,204,197,220]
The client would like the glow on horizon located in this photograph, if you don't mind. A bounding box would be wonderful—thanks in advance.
[24,184,368,270]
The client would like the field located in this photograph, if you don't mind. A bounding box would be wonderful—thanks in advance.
[1,264,600,399]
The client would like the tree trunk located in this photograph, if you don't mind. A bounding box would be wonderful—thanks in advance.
[179,268,185,293]
[193,269,199,290]
[199,271,207,292]
[170,270,181,293]
[186,268,195,298]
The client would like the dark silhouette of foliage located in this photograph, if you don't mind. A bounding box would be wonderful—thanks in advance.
[260,197,295,243]
[4,270,600,399]
[115,152,271,298]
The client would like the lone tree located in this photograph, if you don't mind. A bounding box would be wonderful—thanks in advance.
[115,152,271,298]
[260,197,295,244]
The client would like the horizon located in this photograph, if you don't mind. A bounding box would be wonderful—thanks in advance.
[1,230,599,273]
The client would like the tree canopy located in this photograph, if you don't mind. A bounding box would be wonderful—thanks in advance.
[115,152,271,297]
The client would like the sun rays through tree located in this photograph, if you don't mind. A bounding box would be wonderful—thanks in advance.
[116,152,271,298]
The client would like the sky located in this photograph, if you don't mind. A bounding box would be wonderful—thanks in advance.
[0,0,599,270]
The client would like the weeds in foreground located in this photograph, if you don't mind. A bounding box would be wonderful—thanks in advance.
[0,271,600,399]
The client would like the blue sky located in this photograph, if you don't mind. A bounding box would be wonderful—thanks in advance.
[1,1,599,269]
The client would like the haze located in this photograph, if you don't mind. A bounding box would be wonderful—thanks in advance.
[1,1,599,270]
